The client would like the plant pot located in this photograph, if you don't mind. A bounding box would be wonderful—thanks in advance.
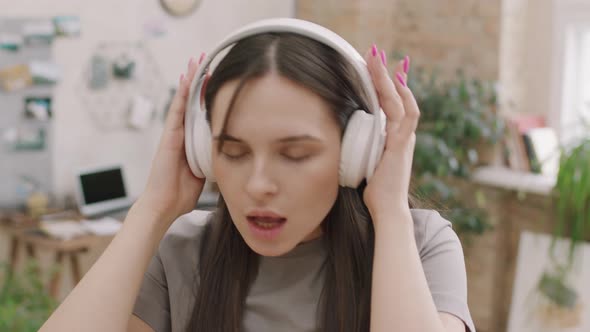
[527,254,584,330]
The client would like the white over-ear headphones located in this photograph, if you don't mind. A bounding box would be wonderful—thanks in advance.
[185,18,386,188]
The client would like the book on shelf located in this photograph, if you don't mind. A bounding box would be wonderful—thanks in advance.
[503,114,552,173]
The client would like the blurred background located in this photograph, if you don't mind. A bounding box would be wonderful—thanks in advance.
[1,0,589,331]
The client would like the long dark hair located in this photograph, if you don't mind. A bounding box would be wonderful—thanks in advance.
[187,32,417,331]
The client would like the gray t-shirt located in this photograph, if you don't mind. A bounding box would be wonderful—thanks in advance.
[133,209,476,332]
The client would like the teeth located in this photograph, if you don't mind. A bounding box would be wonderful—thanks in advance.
[251,217,283,229]
[256,221,277,229]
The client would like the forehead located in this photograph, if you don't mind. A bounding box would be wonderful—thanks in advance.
[210,74,340,137]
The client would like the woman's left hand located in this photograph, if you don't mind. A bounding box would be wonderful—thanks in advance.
[362,45,419,223]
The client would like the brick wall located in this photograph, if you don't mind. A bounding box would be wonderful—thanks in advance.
[296,0,501,81]
[294,2,564,332]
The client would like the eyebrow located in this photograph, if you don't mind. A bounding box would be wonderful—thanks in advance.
[213,133,322,143]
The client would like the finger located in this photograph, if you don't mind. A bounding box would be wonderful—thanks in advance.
[165,54,204,131]
[391,57,420,138]
[164,73,189,131]
[181,52,205,99]
[365,45,405,129]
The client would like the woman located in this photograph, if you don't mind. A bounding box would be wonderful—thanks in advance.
[40,20,475,332]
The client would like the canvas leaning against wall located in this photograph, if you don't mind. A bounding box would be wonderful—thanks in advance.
[508,231,590,332]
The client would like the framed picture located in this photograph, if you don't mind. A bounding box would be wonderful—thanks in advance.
[53,16,81,37]
[24,96,52,121]
[507,231,590,331]
[11,127,46,151]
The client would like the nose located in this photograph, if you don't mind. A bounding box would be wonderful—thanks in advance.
[245,158,278,202]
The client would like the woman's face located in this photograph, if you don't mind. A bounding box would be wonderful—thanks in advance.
[210,73,341,257]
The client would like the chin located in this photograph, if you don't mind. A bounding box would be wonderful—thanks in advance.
[242,236,295,257]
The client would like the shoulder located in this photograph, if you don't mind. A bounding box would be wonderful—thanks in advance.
[409,209,475,331]
[157,210,213,265]
[409,209,460,258]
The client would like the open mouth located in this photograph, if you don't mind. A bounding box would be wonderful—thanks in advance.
[246,215,287,240]
[247,216,287,229]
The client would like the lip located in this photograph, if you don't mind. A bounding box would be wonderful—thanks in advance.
[245,208,287,241]
[246,208,286,219]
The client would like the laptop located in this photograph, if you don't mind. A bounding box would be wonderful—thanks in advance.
[74,164,133,219]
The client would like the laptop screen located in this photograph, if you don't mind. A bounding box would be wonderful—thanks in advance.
[80,168,126,204]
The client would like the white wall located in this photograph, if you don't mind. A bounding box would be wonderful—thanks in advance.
[549,0,590,141]
[500,0,590,140]
[499,0,553,120]
[0,0,294,204]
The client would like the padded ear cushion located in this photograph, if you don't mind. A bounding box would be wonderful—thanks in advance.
[339,110,375,187]
[191,108,216,181]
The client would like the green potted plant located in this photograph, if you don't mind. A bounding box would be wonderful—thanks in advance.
[408,66,505,235]
[532,133,590,328]
[0,260,57,332]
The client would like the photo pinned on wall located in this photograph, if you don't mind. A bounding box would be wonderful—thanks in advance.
[0,33,24,52]
[0,64,33,92]
[142,18,168,38]
[29,60,61,85]
[112,53,136,80]
[89,55,110,90]
[128,94,154,130]
[24,97,52,121]
[53,16,81,37]
[22,19,55,45]
[2,127,46,152]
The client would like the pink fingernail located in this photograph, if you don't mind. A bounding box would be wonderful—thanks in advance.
[180,74,185,84]
[188,57,194,70]
[371,44,378,57]
[198,52,205,65]
[396,72,406,87]
[380,50,387,66]
[403,55,410,74]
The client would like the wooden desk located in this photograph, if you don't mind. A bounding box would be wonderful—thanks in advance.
[1,212,114,299]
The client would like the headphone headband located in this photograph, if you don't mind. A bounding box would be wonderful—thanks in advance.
[185,18,386,182]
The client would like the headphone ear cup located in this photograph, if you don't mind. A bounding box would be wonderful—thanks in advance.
[192,109,216,181]
[339,110,375,188]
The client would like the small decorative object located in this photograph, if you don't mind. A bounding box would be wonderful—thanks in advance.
[160,0,202,17]
[1,128,18,148]
[12,127,46,151]
[112,53,135,79]
[89,55,110,89]
[29,60,61,84]
[24,96,52,121]
[22,20,55,44]
[79,41,166,131]
[52,16,81,37]
[0,64,32,91]
[27,191,49,219]
[0,33,23,51]
[128,95,154,130]
[143,18,168,38]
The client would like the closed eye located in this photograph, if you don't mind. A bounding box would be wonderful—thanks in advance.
[222,152,249,160]
[282,154,312,162]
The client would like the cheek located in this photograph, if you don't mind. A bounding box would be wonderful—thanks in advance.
[211,154,239,194]
[288,151,341,212]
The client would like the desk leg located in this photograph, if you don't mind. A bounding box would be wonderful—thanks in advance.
[69,253,82,283]
[49,251,64,299]
[25,243,36,259]
[9,237,19,270]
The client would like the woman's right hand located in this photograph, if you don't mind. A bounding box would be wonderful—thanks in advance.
[139,54,207,223]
